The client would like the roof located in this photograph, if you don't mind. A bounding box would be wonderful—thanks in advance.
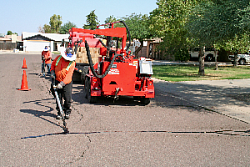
[5,35,22,42]
[22,32,69,41]
[0,38,11,41]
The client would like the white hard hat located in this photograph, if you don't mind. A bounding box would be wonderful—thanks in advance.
[61,47,76,61]
[43,46,49,51]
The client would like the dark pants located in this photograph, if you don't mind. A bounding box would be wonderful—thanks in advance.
[54,80,72,114]
[41,63,51,74]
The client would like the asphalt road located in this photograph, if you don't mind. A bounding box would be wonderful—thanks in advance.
[1,53,250,166]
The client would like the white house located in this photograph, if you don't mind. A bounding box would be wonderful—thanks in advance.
[22,32,69,52]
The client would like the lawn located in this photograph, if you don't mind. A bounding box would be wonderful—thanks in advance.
[152,65,250,82]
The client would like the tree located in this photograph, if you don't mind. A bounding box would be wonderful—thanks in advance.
[43,24,51,33]
[40,14,62,33]
[122,13,152,57]
[59,21,76,34]
[104,15,119,28]
[149,0,199,62]
[7,31,13,35]
[188,0,250,71]
[38,25,45,33]
[6,31,18,36]
[49,14,62,33]
[83,10,99,30]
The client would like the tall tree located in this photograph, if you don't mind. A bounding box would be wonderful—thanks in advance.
[188,0,250,69]
[43,24,51,33]
[104,15,119,28]
[59,21,76,34]
[149,0,199,62]
[122,13,152,57]
[49,14,62,33]
[83,10,99,30]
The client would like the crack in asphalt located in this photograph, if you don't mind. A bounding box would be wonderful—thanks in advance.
[71,103,84,122]
[64,135,92,166]
[21,129,250,139]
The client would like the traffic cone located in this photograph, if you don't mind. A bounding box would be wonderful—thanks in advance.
[22,58,27,69]
[18,70,31,91]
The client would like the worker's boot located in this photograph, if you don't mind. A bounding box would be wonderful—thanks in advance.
[56,108,62,119]
[56,112,62,119]
[65,109,71,119]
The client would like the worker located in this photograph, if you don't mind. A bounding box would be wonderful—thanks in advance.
[50,47,76,119]
[40,46,52,76]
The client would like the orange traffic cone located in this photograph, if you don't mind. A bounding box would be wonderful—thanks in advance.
[22,58,27,69]
[18,70,31,91]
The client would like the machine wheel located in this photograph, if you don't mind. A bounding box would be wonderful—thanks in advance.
[81,73,85,85]
[239,59,245,65]
[84,77,89,99]
[141,98,150,105]
[85,77,97,103]
[81,66,89,85]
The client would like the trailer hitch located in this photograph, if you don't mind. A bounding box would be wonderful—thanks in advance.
[113,87,120,102]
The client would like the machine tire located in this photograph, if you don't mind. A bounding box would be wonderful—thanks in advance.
[85,77,97,103]
[141,98,150,105]
[84,77,89,99]
[81,66,89,85]
[239,59,245,65]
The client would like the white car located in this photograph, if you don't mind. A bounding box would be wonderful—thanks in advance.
[228,51,250,65]
[189,48,218,61]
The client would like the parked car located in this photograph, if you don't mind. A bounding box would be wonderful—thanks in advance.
[189,47,218,61]
[228,51,250,65]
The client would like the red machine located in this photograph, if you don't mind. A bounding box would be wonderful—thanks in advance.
[68,21,154,105]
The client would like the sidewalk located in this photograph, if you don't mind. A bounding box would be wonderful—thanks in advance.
[153,78,250,124]
[152,59,233,66]
[0,50,41,54]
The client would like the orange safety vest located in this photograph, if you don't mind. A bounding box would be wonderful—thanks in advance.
[54,55,75,84]
[42,51,52,64]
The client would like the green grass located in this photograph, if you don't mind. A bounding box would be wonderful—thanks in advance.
[52,51,61,54]
[152,65,250,82]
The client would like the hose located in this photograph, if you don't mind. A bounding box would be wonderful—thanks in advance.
[119,20,131,52]
[85,40,122,79]
[99,39,110,51]
[85,20,131,79]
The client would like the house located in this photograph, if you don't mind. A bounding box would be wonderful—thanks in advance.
[137,38,168,60]
[0,34,22,43]
[22,32,69,52]
[0,34,22,50]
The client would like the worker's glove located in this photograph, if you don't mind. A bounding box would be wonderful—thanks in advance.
[57,81,65,89]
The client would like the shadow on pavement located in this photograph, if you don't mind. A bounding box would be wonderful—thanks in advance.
[154,81,250,108]
[20,98,64,129]
[72,84,149,106]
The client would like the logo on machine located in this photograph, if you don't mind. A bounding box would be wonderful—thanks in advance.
[112,64,117,68]
[108,68,119,75]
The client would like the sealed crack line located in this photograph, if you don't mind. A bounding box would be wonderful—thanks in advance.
[21,129,250,139]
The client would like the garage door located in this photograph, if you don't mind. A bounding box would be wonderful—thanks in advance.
[24,41,50,52]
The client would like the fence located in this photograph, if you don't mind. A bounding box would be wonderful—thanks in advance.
[0,43,17,50]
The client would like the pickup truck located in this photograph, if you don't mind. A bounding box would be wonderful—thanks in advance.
[228,51,250,65]
[189,47,218,61]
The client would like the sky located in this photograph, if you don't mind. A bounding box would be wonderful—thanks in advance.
[1,0,158,36]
